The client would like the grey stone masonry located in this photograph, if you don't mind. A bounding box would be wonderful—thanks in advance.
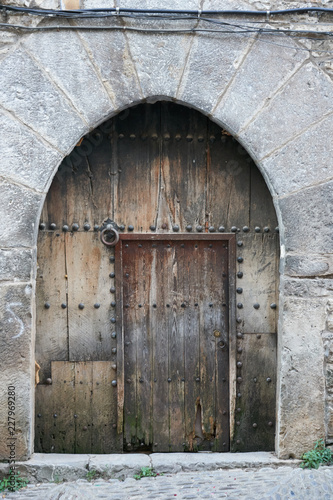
[0,0,332,462]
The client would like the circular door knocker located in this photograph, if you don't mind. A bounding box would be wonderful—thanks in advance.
[100,225,119,247]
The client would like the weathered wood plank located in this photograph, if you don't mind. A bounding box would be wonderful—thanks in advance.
[168,242,185,451]
[161,103,207,230]
[51,361,76,453]
[250,163,278,230]
[231,333,277,452]
[66,232,112,361]
[36,232,68,383]
[200,243,218,451]
[35,362,75,453]
[207,120,251,230]
[151,241,170,452]
[134,243,153,449]
[91,361,118,453]
[35,385,55,453]
[122,241,154,450]
[238,233,278,334]
[74,361,93,453]
[214,241,230,452]
[183,241,202,452]
[112,104,160,231]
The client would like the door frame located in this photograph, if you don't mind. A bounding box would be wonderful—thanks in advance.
[115,233,236,448]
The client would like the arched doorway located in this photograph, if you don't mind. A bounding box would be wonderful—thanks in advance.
[35,102,279,454]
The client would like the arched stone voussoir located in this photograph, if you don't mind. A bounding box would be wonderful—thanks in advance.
[261,112,333,198]
[0,180,44,249]
[239,62,333,161]
[177,32,254,115]
[0,48,89,154]
[0,110,63,193]
[124,31,193,101]
[22,27,114,127]
[214,35,307,136]
[73,26,143,111]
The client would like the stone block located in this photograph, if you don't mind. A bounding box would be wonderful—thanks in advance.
[0,249,33,282]
[0,48,88,153]
[118,3,198,101]
[88,454,150,479]
[278,181,333,254]
[0,181,42,248]
[262,113,333,197]
[75,21,143,110]
[0,283,34,460]
[281,278,333,299]
[177,32,253,114]
[215,35,306,136]
[241,63,333,160]
[277,296,326,458]
[151,452,299,472]
[285,254,333,278]
[23,27,114,128]
[0,112,61,192]
[0,454,89,483]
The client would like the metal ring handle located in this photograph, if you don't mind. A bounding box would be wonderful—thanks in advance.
[100,226,119,247]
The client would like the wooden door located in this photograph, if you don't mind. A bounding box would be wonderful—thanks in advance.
[117,234,234,452]
[35,101,278,454]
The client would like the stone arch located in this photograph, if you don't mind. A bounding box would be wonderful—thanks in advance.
[0,21,332,460]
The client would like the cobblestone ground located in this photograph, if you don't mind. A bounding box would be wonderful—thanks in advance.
[3,467,333,500]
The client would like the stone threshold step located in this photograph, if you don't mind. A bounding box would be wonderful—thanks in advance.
[0,452,301,483]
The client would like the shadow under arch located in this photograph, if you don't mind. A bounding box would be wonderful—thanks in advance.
[34,100,279,454]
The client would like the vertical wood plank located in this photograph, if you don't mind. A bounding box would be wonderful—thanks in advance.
[250,163,278,229]
[239,233,278,334]
[200,242,217,450]
[35,362,75,453]
[35,385,55,453]
[183,241,201,451]
[74,361,93,453]
[168,242,185,451]
[51,361,76,453]
[232,333,277,452]
[63,133,112,227]
[36,232,68,383]
[207,120,251,230]
[161,103,207,230]
[214,241,230,452]
[91,361,118,453]
[66,232,112,361]
[151,240,170,451]
[122,241,154,450]
[134,243,153,449]
[112,104,160,231]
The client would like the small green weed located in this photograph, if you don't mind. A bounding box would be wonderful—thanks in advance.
[300,439,332,469]
[86,469,98,481]
[134,466,161,480]
[0,471,28,492]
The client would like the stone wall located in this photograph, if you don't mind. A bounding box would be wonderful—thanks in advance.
[0,0,332,460]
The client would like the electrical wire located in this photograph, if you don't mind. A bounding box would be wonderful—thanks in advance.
[1,4,333,18]
[0,3,332,54]
[0,20,332,38]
